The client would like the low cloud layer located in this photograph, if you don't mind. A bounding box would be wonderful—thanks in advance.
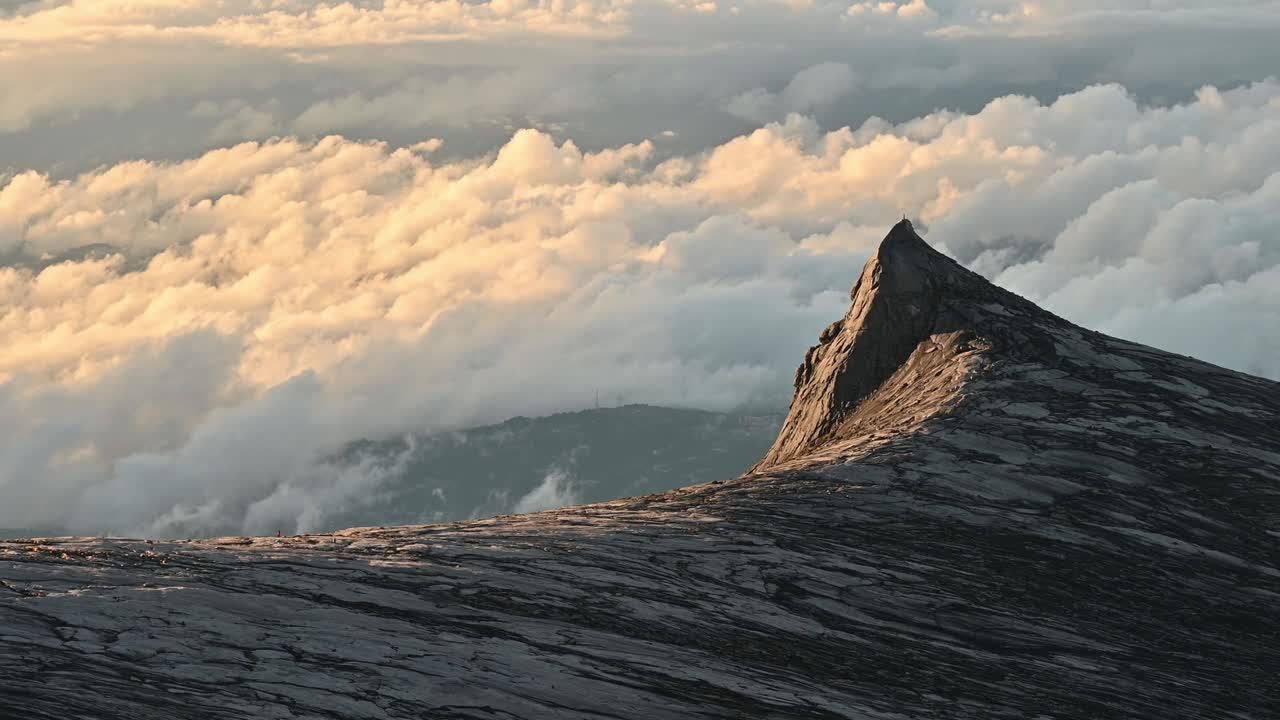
[4,0,1280,173]
[2,80,1278,536]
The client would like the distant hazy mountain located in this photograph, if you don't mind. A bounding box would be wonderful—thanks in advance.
[321,404,783,531]
[0,405,783,539]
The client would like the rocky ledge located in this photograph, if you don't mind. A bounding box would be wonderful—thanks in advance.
[3,221,1278,719]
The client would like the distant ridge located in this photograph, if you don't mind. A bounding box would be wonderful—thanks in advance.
[328,403,782,531]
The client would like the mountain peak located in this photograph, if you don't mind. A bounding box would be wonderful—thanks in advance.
[755,220,1058,471]
[862,217,960,296]
[881,216,926,250]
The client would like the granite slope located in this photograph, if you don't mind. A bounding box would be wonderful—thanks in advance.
[2,221,1278,719]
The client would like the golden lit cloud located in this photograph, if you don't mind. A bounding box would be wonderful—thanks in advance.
[1,81,1278,535]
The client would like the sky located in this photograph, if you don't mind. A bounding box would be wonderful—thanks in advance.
[2,0,1278,536]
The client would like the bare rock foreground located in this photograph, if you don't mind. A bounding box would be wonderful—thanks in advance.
[3,221,1278,719]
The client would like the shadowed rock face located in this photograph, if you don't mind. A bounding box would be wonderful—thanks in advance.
[757,219,1068,471]
[3,223,1279,719]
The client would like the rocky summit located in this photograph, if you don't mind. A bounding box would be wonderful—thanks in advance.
[3,221,1278,719]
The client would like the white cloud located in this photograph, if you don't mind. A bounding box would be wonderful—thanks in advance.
[2,0,1278,169]
[727,63,860,123]
[204,101,283,145]
[1,80,1278,537]
[291,70,598,134]
[848,0,937,22]
[0,0,630,48]
[0,0,627,136]
[513,468,581,513]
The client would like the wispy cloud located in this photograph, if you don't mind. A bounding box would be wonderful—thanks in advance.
[514,468,581,514]
[3,0,1277,166]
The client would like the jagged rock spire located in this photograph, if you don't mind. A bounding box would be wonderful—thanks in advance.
[755,219,1060,470]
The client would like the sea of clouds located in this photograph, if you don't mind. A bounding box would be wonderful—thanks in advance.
[1,0,1277,536]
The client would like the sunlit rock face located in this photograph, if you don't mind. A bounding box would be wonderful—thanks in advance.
[3,222,1279,719]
